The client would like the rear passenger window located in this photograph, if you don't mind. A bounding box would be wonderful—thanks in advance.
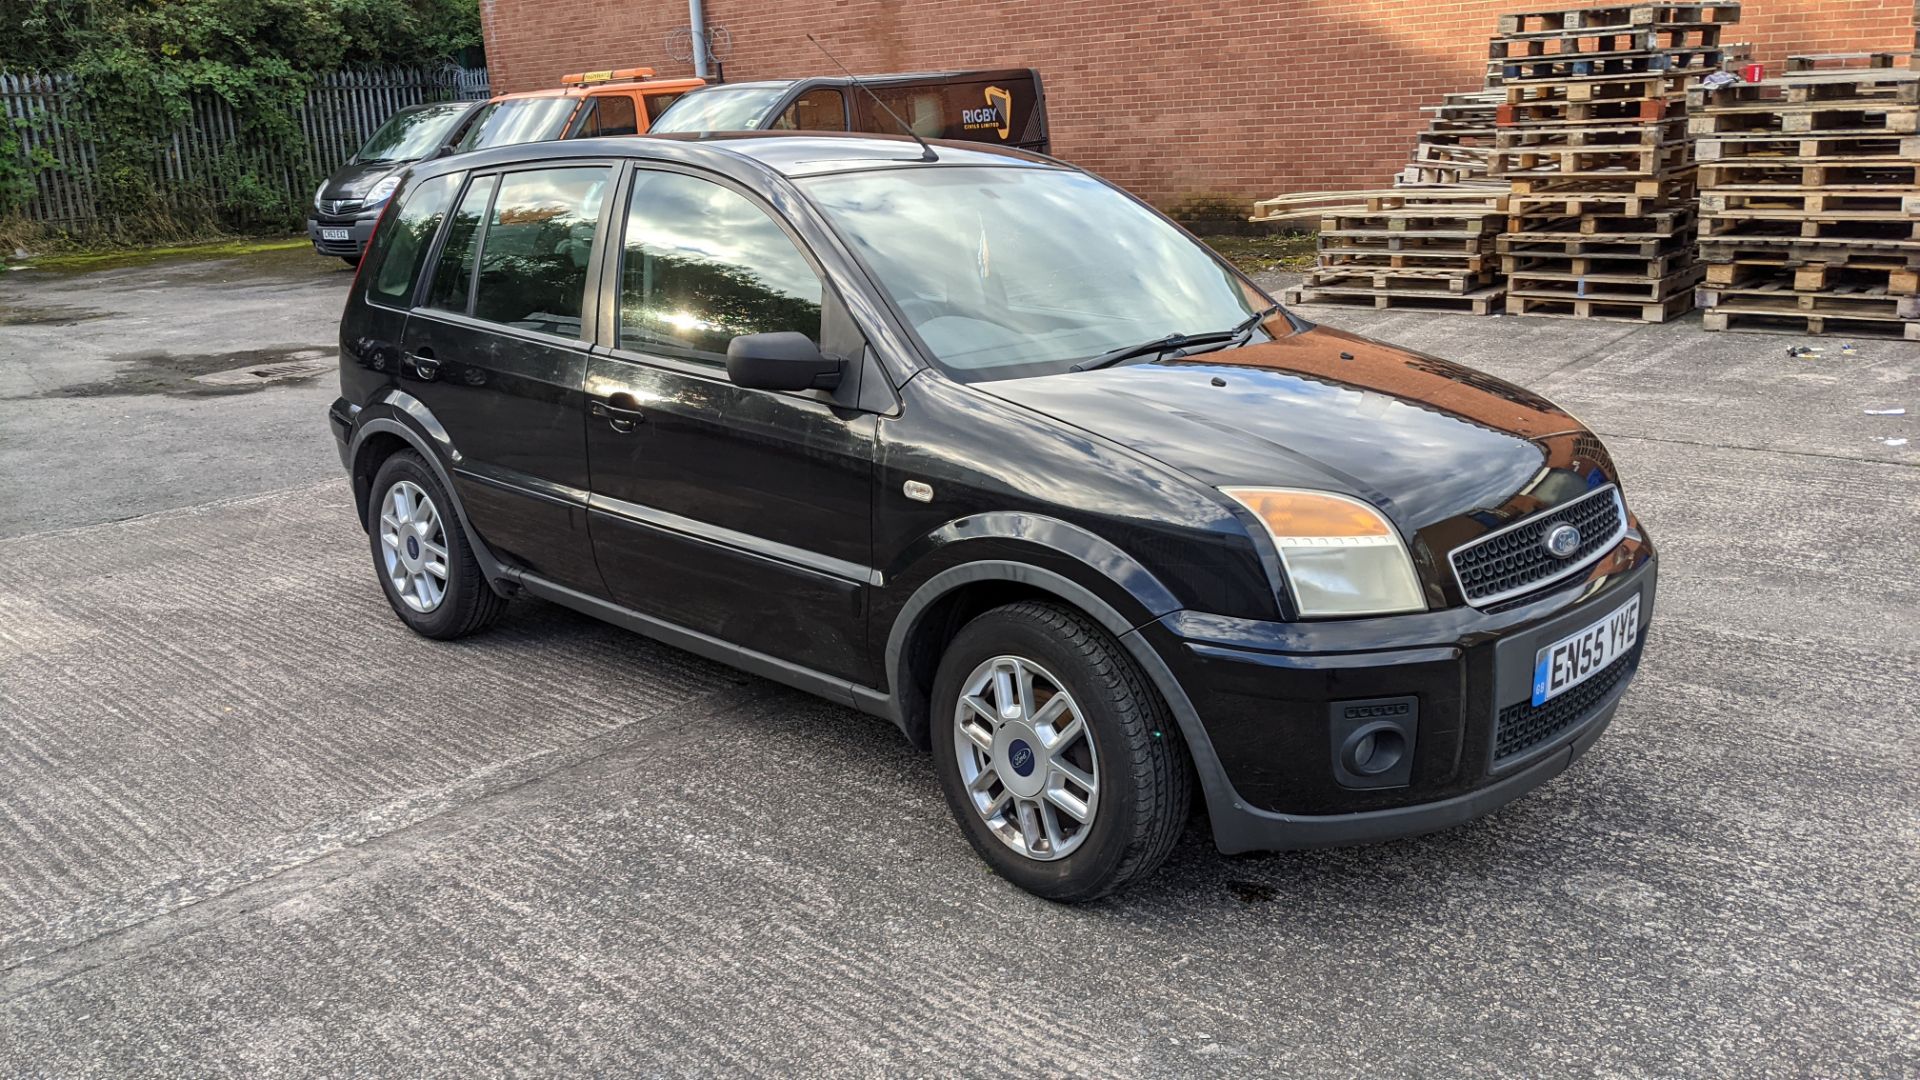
[427,175,496,313]
[580,95,638,137]
[367,173,460,305]
[470,167,610,338]
[618,170,823,364]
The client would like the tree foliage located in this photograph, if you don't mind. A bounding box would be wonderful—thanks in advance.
[0,0,482,234]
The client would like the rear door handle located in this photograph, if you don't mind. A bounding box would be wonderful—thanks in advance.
[406,347,440,379]
[590,394,646,433]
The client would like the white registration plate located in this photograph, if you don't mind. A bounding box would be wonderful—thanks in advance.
[1531,594,1640,706]
[320,228,350,241]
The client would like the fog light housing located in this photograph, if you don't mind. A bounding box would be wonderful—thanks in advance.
[1329,696,1418,790]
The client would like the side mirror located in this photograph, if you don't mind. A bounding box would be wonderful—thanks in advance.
[433,145,456,159]
[726,332,842,391]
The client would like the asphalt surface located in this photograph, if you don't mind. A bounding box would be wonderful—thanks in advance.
[0,250,1915,1076]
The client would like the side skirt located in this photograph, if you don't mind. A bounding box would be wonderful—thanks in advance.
[509,571,904,733]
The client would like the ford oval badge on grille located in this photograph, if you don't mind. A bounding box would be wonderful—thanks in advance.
[1544,523,1582,559]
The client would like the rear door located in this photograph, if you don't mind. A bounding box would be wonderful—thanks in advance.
[398,162,616,594]
[582,165,877,682]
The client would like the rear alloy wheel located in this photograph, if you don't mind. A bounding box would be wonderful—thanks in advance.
[367,450,506,640]
[378,479,449,614]
[931,601,1191,901]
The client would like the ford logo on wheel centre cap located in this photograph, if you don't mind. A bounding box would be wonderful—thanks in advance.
[1543,523,1581,559]
[1008,739,1036,777]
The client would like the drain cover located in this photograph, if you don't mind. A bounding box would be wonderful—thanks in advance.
[192,350,336,387]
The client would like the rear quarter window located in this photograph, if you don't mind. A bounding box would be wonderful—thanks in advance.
[365,173,462,306]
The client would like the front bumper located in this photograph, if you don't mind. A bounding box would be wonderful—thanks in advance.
[1150,530,1656,854]
[307,213,380,258]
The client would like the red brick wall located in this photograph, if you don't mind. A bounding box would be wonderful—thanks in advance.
[479,0,1915,206]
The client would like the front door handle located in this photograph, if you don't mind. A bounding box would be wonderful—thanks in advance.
[590,394,646,433]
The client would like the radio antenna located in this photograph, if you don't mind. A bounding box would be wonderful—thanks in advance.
[806,34,937,162]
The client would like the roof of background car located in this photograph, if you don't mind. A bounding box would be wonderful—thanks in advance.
[411,131,1060,183]
[678,70,1036,92]
[489,78,706,103]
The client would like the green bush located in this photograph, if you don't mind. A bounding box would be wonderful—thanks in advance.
[0,0,482,239]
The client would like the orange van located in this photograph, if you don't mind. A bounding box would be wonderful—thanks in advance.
[454,67,705,154]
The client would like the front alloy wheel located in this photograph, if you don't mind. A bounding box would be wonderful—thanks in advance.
[953,655,1101,861]
[929,601,1192,902]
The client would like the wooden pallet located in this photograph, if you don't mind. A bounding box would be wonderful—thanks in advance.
[1700,188,1916,216]
[1282,283,1507,314]
[1491,23,1723,58]
[1503,71,1690,103]
[1699,307,1920,338]
[1498,46,1726,83]
[1698,158,1920,188]
[1696,133,1920,160]
[1699,213,1920,242]
[1508,176,1697,219]
[1688,70,1920,111]
[1500,95,1686,126]
[1697,235,1920,261]
[1506,290,1697,321]
[1249,188,1508,222]
[1318,229,1495,250]
[1494,118,1688,149]
[1507,172,1693,196]
[1502,247,1696,276]
[1688,105,1920,138]
[1492,141,1692,178]
[1509,262,1704,302]
[1500,233,1695,257]
[1697,280,1920,318]
[1783,51,1901,74]
[1304,268,1501,292]
[1322,249,1496,273]
[1497,3,1741,36]
[1502,205,1698,236]
[1702,260,1920,293]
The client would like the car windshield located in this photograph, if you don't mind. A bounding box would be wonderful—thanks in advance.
[648,84,793,132]
[354,103,470,163]
[801,166,1270,381]
[456,96,578,152]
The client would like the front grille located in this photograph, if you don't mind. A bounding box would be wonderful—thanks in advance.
[1494,640,1641,762]
[319,198,364,217]
[1450,485,1626,606]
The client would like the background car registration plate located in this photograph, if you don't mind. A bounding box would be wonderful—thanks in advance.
[320,228,350,241]
[1531,594,1640,706]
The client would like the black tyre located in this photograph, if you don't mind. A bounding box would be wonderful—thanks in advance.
[930,600,1192,901]
[340,254,361,267]
[367,450,505,640]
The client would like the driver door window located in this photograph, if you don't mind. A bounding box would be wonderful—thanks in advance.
[618,170,824,365]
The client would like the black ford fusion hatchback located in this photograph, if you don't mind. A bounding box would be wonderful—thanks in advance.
[330,133,1656,901]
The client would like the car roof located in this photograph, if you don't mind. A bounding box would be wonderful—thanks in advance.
[676,70,1036,96]
[417,131,1062,183]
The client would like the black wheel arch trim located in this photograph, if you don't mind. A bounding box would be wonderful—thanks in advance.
[882,558,1248,846]
[345,398,516,599]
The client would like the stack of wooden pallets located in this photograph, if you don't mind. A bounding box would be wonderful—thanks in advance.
[1399,91,1507,187]
[1490,1,1741,321]
[1258,189,1510,313]
[1692,54,1920,339]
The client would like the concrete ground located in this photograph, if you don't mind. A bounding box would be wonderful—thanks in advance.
[0,250,1915,1076]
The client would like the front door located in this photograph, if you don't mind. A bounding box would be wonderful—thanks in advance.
[583,166,876,682]
[400,163,616,594]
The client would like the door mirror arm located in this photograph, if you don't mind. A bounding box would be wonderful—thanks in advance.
[726,332,844,392]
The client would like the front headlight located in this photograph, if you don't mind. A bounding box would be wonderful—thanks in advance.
[313,180,328,210]
[1221,487,1426,618]
[362,174,402,206]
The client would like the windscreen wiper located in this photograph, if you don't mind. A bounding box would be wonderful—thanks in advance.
[1069,305,1283,373]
